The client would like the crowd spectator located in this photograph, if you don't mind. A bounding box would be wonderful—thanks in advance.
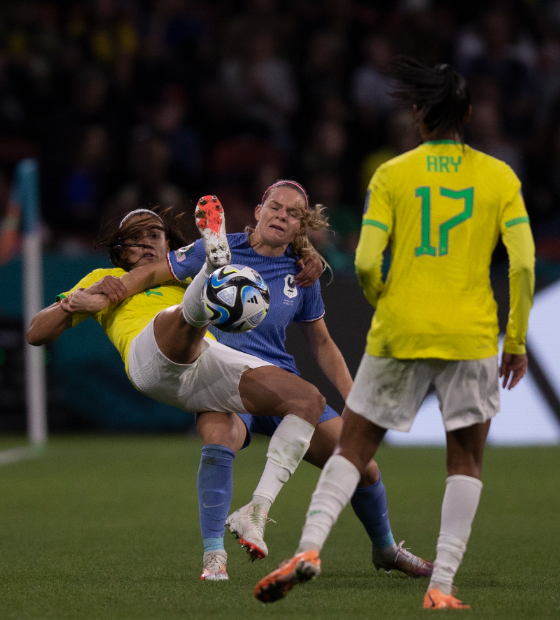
[1,0,560,271]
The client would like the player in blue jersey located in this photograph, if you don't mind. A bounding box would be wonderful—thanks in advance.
[90,183,432,581]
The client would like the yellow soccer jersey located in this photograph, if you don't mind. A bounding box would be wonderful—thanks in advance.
[357,140,535,360]
[57,268,215,374]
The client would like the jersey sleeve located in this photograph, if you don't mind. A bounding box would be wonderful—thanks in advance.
[55,268,125,327]
[363,164,394,234]
[354,224,389,309]
[502,220,535,355]
[496,166,535,354]
[293,280,325,323]
[167,239,206,282]
[498,166,528,232]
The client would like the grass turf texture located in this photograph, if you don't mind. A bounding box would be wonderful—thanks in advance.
[0,436,558,620]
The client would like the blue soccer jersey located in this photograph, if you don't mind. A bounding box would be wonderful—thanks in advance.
[167,232,325,375]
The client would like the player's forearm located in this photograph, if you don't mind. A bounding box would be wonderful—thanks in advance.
[503,224,535,354]
[318,345,353,401]
[309,336,353,400]
[119,260,174,297]
[27,303,73,346]
[355,225,387,308]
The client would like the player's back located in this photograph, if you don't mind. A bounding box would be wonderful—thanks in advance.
[365,141,526,360]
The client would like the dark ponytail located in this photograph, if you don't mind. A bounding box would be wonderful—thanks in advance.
[389,57,471,142]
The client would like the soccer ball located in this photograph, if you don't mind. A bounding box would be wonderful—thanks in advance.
[202,264,270,333]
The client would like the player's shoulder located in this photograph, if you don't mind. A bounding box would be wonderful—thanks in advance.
[86,267,126,281]
[466,145,520,181]
[227,232,251,249]
[374,145,425,177]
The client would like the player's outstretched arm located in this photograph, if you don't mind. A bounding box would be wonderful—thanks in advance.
[27,282,115,346]
[299,318,353,400]
[88,260,174,303]
[27,301,74,346]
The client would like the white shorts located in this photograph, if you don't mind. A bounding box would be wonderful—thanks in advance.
[346,354,500,432]
[128,319,271,414]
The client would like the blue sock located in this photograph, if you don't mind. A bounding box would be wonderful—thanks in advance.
[350,471,395,550]
[197,444,235,553]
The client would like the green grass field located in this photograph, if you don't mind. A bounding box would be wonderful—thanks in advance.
[0,436,559,620]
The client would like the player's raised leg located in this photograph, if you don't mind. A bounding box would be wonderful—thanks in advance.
[153,196,232,365]
[182,195,231,328]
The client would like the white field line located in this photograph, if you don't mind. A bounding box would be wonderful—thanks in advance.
[0,446,40,466]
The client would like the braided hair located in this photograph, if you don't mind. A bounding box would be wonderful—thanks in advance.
[389,56,471,142]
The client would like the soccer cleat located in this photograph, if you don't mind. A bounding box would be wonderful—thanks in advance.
[225,503,270,561]
[373,540,433,578]
[254,550,322,603]
[200,550,229,581]
[195,195,231,268]
[423,588,471,610]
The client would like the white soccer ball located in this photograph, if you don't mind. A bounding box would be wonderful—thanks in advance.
[202,264,270,333]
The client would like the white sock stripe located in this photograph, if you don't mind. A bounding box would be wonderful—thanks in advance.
[446,474,483,489]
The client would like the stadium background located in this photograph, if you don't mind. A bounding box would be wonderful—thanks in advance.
[0,0,559,442]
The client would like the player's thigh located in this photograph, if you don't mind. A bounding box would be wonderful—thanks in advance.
[346,354,432,432]
[238,365,325,424]
[153,305,207,364]
[435,356,499,433]
[196,411,247,453]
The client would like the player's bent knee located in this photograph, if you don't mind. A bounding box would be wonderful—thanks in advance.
[297,388,326,425]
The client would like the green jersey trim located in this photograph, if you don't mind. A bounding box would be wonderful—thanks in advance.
[505,216,530,228]
[362,219,389,232]
[424,140,461,145]
[56,293,67,302]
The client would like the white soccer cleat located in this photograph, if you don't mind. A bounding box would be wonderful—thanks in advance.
[225,503,270,561]
[200,550,229,581]
[195,195,231,269]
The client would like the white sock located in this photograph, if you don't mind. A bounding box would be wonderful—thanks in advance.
[252,414,315,507]
[297,454,360,554]
[429,474,483,595]
[182,262,213,327]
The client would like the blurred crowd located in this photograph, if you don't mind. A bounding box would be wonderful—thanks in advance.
[2,0,560,271]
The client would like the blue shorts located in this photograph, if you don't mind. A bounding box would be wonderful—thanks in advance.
[238,404,340,449]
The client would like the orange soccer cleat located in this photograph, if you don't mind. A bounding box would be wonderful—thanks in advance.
[423,588,471,610]
[195,195,230,268]
[254,550,321,603]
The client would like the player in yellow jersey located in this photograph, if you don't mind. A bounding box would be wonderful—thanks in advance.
[28,202,332,580]
[255,57,535,609]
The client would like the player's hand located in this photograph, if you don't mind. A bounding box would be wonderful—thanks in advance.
[295,253,323,288]
[499,352,528,390]
[88,276,128,303]
[63,289,111,314]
